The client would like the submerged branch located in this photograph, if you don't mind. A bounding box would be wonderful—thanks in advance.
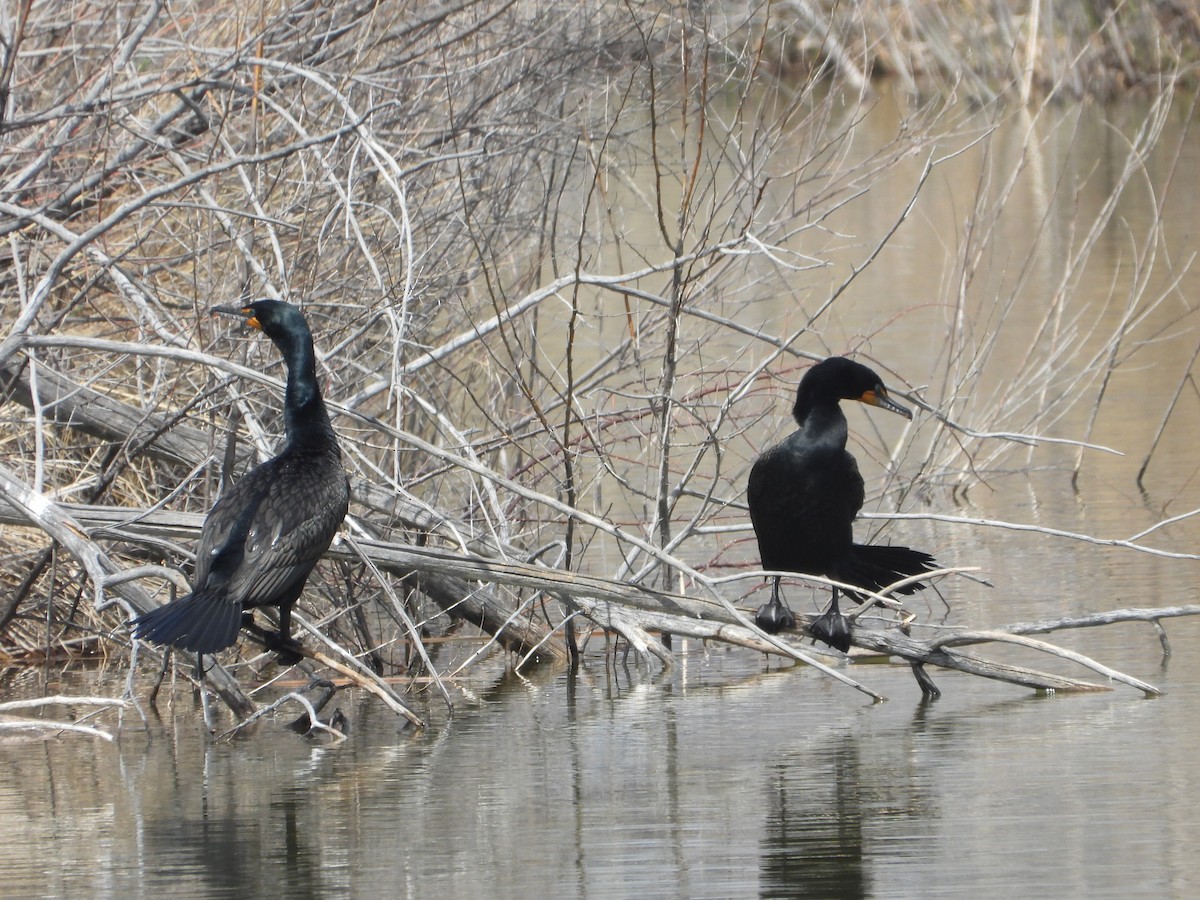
[0,695,129,741]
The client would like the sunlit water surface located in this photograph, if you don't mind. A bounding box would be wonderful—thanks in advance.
[0,623,1196,899]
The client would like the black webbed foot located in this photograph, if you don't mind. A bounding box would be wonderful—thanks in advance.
[808,608,852,653]
[263,630,305,665]
[755,598,797,634]
[241,613,305,664]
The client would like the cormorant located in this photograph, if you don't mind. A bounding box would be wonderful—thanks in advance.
[133,299,350,661]
[747,357,936,652]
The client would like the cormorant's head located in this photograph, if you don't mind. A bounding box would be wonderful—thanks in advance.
[793,356,911,423]
[211,299,311,345]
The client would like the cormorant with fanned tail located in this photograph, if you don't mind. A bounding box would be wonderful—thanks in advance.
[133,299,349,661]
[748,356,937,652]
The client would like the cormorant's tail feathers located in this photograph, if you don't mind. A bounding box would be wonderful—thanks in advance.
[840,543,938,597]
[132,589,242,654]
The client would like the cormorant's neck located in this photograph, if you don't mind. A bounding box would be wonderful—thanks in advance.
[794,398,848,450]
[278,331,337,450]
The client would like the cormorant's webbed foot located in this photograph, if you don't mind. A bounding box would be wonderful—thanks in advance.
[755,597,796,634]
[241,613,305,664]
[263,630,305,665]
[808,607,852,653]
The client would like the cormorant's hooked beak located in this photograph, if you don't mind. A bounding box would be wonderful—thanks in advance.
[859,387,912,420]
[211,304,262,331]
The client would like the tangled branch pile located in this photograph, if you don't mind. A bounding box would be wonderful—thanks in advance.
[0,2,1194,721]
[0,2,843,674]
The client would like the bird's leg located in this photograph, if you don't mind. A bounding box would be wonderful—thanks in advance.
[808,586,853,653]
[241,607,305,665]
[754,576,796,634]
[264,603,305,665]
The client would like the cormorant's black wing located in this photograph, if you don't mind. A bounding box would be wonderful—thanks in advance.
[232,451,347,608]
[194,450,348,610]
[748,434,864,576]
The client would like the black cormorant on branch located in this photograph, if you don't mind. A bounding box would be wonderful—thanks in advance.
[748,357,937,652]
[133,299,350,661]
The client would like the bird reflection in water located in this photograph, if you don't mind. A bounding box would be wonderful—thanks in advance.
[759,739,868,898]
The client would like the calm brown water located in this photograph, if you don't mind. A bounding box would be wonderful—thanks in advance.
[2,89,1199,898]
[0,636,1193,899]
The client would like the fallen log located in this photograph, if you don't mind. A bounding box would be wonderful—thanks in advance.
[3,499,1178,701]
[0,361,1178,700]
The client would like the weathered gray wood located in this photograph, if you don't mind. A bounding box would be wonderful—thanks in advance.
[850,629,1124,694]
[14,500,1176,698]
[1,360,1179,698]
[0,464,255,718]
[1,357,208,468]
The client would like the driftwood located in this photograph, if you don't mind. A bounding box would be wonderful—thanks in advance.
[1,358,1181,704]
[0,695,128,741]
[1,498,1179,702]
[0,464,424,728]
